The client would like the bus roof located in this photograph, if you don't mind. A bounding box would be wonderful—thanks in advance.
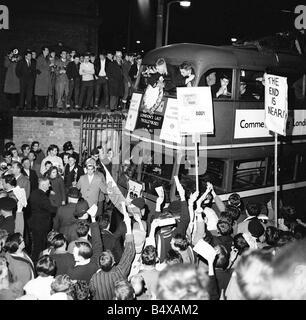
[143,43,306,74]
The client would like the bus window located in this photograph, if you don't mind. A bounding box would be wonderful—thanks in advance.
[178,157,225,193]
[140,151,174,202]
[232,159,267,191]
[239,70,265,101]
[291,74,306,108]
[297,153,306,181]
[199,69,233,100]
[267,155,296,185]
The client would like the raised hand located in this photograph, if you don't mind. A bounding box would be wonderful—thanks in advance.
[189,190,199,205]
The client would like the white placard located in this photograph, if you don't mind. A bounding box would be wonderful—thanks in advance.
[160,98,181,143]
[155,186,164,197]
[193,239,216,261]
[87,204,98,217]
[264,74,288,136]
[177,87,214,135]
[125,93,142,131]
[234,109,306,139]
[126,179,143,204]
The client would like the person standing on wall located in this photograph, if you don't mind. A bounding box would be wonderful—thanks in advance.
[15,50,36,110]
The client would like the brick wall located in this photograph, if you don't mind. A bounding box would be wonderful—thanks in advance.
[13,116,81,154]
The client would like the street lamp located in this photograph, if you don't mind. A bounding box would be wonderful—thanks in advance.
[165,0,191,46]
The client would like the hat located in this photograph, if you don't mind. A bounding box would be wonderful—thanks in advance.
[167,200,181,215]
[132,229,146,253]
[67,187,80,199]
[0,197,17,211]
[248,218,265,238]
[131,197,145,210]
[85,158,96,167]
[63,141,73,152]
[74,200,89,218]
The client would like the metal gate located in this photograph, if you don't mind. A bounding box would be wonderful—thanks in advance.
[79,113,127,180]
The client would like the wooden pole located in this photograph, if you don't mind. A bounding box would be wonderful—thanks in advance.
[192,133,200,193]
[274,132,278,227]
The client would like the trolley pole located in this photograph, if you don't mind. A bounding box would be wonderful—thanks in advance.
[155,0,164,48]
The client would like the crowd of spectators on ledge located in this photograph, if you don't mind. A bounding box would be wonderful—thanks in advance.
[0,139,306,300]
[4,46,143,113]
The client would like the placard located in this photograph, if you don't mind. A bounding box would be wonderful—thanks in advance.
[126,179,143,204]
[125,93,142,131]
[160,98,181,143]
[177,87,214,135]
[264,74,288,136]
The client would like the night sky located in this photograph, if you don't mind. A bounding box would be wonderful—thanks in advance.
[99,0,303,53]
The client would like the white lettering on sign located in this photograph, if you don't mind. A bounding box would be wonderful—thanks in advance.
[0,5,9,30]
[295,5,306,30]
[234,109,306,139]
[265,74,288,136]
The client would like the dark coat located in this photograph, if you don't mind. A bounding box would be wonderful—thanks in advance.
[29,189,57,230]
[49,176,66,207]
[64,164,84,189]
[33,149,45,166]
[4,56,20,94]
[94,58,110,77]
[107,61,124,97]
[0,216,15,235]
[53,203,77,234]
[16,58,36,81]
[23,169,39,193]
[35,55,51,96]
[67,222,103,283]
[16,174,31,200]
[66,61,80,80]
[101,229,123,263]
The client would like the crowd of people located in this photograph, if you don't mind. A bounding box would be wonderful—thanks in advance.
[0,139,306,300]
[4,47,143,112]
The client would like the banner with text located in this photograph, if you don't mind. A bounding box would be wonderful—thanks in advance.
[125,93,142,131]
[234,109,306,139]
[264,74,288,136]
[177,87,214,135]
[160,97,181,143]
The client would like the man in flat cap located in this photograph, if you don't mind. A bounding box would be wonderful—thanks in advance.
[76,158,107,209]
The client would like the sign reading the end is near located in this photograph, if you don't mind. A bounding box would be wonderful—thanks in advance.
[0,5,9,30]
[264,74,288,136]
